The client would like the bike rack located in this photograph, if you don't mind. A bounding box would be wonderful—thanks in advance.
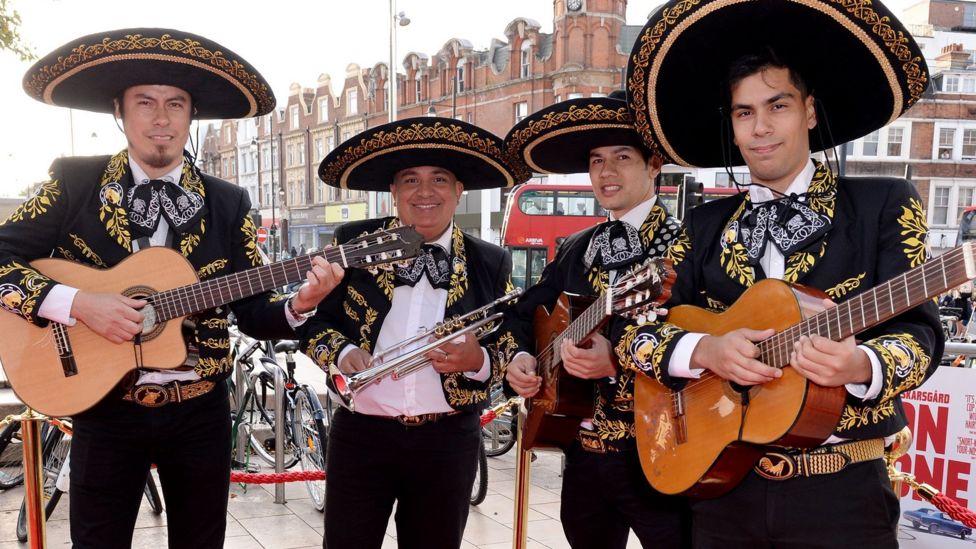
[944,342,976,355]
[273,365,287,504]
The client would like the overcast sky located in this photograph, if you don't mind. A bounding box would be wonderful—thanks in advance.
[0,0,915,197]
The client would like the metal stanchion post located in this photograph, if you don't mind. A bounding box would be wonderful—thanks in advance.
[273,365,287,504]
[20,410,47,549]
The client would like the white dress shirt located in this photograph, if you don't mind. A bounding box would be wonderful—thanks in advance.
[36,157,305,385]
[337,223,491,416]
[666,160,883,440]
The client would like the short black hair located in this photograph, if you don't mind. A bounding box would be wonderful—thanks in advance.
[727,47,809,99]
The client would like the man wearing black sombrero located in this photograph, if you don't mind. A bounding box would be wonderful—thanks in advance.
[617,0,942,547]
[503,91,690,548]
[0,29,342,548]
[301,116,527,549]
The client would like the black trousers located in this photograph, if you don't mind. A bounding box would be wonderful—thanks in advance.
[692,459,899,548]
[69,382,231,549]
[560,441,692,549]
[324,407,481,549]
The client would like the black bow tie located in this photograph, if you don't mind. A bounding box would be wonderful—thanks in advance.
[127,179,205,237]
[738,194,831,264]
[395,244,452,290]
[584,220,644,270]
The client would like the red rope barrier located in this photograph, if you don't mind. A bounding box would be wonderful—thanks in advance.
[479,410,497,427]
[931,493,976,529]
[231,470,325,484]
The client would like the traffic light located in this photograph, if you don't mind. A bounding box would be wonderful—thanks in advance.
[685,175,704,207]
[249,210,262,229]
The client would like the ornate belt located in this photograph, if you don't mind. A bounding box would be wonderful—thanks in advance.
[373,410,462,427]
[753,438,885,481]
[123,379,216,408]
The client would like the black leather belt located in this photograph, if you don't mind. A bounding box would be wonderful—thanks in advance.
[122,379,216,408]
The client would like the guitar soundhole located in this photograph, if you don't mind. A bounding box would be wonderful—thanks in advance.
[123,286,165,341]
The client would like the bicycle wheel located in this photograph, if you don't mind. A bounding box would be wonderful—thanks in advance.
[483,411,517,457]
[0,419,25,489]
[17,426,70,542]
[469,443,488,506]
[144,474,164,515]
[292,386,328,511]
[245,369,299,469]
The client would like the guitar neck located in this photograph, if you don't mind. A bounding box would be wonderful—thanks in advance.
[151,248,345,322]
[760,244,974,367]
[544,293,612,374]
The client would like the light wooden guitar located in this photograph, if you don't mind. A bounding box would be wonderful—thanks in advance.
[0,226,423,417]
[521,258,674,450]
[634,243,972,498]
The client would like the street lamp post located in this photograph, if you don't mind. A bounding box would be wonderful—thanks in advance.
[372,2,410,220]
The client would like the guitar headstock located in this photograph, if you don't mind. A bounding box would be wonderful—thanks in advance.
[342,226,424,270]
[611,258,675,321]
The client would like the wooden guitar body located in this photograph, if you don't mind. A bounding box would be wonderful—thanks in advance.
[634,279,847,497]
[1,248,196,417]
[521,293,596,450]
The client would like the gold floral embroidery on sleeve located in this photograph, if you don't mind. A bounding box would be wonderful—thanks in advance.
[825,273,866,300]
[863,333,930,405]
[307,330,349,370]
[447,225,468,307]
[615,323,682,384]
[898,197,928,268]
[197,259,229,278]
[836,401,896,432]
[195,356,230,377]
[347,286,378,352]
[6,180,61,223]
[241,215,262,267]
[664,228,690,266]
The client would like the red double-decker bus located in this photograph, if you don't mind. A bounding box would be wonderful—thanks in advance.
[501,183,742,289]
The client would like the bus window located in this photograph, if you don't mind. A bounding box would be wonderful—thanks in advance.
[509,247,549,289]
[511,248,528,289]
[529,248,548,286]
[559,190,606,217]
[519,190,556,215]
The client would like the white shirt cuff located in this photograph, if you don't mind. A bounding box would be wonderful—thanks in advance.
[283,300,306,328]
[464,348,492,381]
[667,332,708,379]
[336,343,357,368]
[846,345,883,400]
[37,284,78,326]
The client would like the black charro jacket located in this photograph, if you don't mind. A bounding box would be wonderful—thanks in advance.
[299,217,516,412]
[0,151,293,387]
[615,161,943,441]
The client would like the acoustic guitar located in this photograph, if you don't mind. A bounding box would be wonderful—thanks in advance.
[521,258,674,450]
[634,243,971,498]
[0,226,423,417]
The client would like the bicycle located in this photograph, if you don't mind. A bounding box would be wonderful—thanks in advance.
[229,329,331,511]
[481,385,518,458]
[14,416,164,542]
[0,417,27,489]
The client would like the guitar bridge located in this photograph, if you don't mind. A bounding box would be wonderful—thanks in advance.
[53,323,77,377]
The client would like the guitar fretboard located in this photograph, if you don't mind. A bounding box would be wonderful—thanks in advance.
[759,244,973,367]
[540,293,611,376]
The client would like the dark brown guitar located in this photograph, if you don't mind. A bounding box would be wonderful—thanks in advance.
[521,258,674,450]
[634,244,973,497]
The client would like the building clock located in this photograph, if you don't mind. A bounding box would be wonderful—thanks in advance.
[567,0,583,12]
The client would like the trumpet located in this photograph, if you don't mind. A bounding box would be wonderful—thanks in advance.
[330,289,522,410]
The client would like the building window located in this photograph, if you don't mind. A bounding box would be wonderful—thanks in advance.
[567,92,584,100]
[287,144,294,167]
[964,129,976,159]
[590,92,607,98]
[965,78,976,94]
[514,101,528,123]
[223,125,231,144]
[319,98,329,122]
[297,142,305,166]
[886,127,903,157]
[862,130,879,156]
[939,128,956,159]
[520,45,531,78]
[415,75,423,102]
[264,115,271,133]
[315,180,325,203]
[944,75,960,93]
[347,88,358,115]
[456,59,466,93]
[933,186,951,225]
[958,187,976,224]
[314,138,324,162]
[290,105,299,130]
[327,135,335,152]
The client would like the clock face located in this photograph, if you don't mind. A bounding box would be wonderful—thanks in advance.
[567,0,582,11]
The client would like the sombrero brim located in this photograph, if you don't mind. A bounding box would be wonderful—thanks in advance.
[627,0,928,168]
[319,117,530,191]
[23,28,275,119]
[505,98,655,174]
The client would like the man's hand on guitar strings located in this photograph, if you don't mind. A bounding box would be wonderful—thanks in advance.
[789,299,872,387]
[506,354,541,398]
[561,335,617,380]
[71,291,146,344]
[292,255,344,313]
[692,328,780,386]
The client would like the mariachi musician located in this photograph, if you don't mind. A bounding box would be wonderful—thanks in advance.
[300,116,529,549]
[618,0,943,546]
[0,29,340,548]
[503,92,690,548]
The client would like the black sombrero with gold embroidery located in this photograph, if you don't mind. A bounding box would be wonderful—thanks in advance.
[626,0,928,168]
[319,117,530,191]
[505,91,661,174]
[23,28,275,119]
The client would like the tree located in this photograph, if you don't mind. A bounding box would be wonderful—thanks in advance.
[0,0,34,61]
